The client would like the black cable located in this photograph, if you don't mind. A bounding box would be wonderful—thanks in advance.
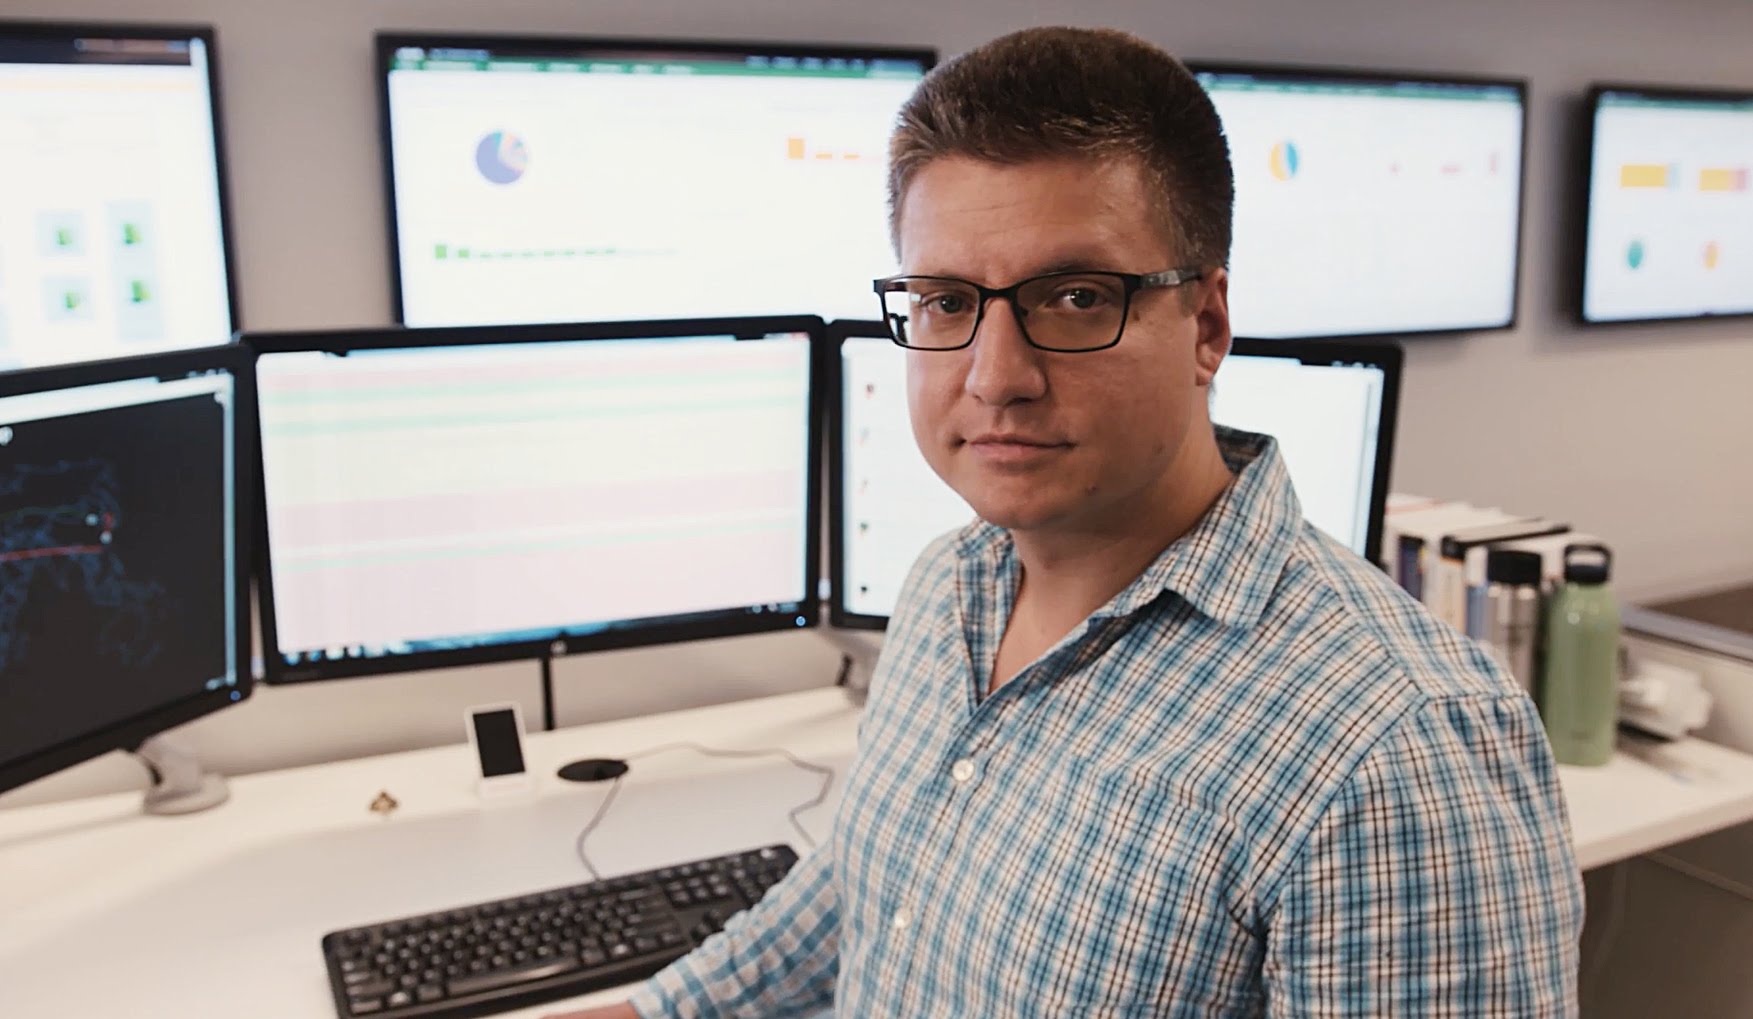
[538,656,557,732]
[572,774,625,883]
[573,742,835,881]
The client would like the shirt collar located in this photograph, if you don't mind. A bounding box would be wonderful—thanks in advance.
[952,426,1304,631]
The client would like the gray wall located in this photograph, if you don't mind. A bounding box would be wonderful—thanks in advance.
[4,0,1752,1009]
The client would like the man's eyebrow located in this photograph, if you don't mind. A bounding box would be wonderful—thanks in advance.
[905,255,1123,281]
[1033,259,1114,275]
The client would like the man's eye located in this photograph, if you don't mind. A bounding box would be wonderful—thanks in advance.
[1051,286,1110,311]
[921,293,972,315]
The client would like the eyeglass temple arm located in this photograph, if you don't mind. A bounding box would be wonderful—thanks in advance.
[1140,267,1203,289]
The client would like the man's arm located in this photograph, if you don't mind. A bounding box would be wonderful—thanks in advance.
[547,833,840,1019]
[1263,693,1585,1017]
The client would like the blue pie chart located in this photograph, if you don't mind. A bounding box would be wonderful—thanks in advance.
[1269,141,1300,181]
[475,131,529,185]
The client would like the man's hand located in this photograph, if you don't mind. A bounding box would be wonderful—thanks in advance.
[541,1004,639,1019]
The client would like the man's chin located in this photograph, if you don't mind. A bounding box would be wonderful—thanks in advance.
[939,461,1077,531]
[959,494,1068,533]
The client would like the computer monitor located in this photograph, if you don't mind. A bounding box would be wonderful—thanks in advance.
[828,322,1401,628]
[377,33,934,328]
[248,316,822,684]
[1189,62,1526,340]
[0,21,238,370]
[0,345,254,797]
[1578,84,1753,325]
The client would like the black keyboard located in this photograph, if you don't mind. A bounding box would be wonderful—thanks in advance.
[321,844,798,1018]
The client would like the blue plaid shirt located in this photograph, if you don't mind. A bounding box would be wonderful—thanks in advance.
[632,428,1583,1017]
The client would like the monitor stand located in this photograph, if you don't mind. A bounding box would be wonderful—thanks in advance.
[540,650,628,783]
[134,734,230,815]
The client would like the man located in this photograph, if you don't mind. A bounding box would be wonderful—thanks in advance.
[560,26,1582,1018]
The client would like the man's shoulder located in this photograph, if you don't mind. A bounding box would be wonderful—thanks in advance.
[1205,528,1561,904]
[1274,524,1520,703]
[1186,524,1530,818]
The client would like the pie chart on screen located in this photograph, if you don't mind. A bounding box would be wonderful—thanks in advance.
[475,131,529,185]
[1269,141,1300,181]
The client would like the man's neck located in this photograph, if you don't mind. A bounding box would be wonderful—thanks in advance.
[1008,429,1235,631]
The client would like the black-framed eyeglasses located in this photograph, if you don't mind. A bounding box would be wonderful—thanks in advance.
[871,267,1204,352]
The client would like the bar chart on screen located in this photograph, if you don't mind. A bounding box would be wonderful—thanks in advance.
[1583,91,1753,321]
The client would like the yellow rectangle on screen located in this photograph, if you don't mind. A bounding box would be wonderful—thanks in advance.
[1619,163,1671,188]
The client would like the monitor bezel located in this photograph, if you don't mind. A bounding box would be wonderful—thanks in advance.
[0,344,257,795]
[0,18,245,347]
[1575,81,1753,327]
[825,320,1404,630]
[1186,59,1530,341]
[374,30,937,328]
[244,315,826,685]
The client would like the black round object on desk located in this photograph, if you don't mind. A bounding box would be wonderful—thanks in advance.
[557,758,629,783]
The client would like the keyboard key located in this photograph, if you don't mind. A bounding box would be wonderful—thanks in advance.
[417,984,444,1003]
[348,978,393,998]
[387,990,412,1008]
[348,997,383,1015]
[448,956,582,997]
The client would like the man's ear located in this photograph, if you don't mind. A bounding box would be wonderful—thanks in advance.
[1192,267,1231,387]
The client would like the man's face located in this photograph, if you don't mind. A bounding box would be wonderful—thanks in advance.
[896,154,1231,536]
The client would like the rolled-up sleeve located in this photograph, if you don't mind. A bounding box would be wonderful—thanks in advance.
[1264,693,1584,1017]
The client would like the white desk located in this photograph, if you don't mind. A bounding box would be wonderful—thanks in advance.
[1560,734,1753,870]
[0,688,861,1019]
[6,685,1753,1018]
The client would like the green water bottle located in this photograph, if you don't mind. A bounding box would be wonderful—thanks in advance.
[1541,544,1620,766]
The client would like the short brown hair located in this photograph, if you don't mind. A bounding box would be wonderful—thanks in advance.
[887,27,1233,269]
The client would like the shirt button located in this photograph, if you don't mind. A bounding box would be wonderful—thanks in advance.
[891,908,912,931]
[950,759,976,785]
